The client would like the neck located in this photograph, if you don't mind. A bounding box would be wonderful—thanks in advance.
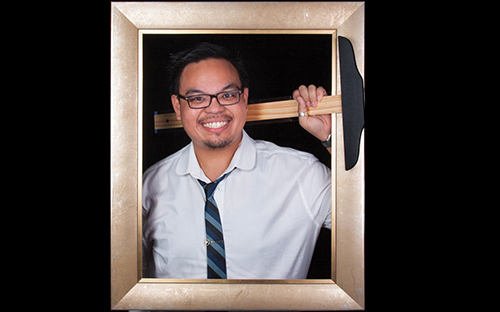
[194,132,242,181]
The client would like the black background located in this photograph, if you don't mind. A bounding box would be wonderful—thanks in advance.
[143,33,333,279]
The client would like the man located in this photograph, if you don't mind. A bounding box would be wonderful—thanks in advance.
[142,42,332,279]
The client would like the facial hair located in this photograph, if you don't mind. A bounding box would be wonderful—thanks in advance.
[198,114,234,149]
[202,136,234,149]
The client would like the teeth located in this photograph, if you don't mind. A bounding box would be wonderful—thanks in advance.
[203,121,228,129]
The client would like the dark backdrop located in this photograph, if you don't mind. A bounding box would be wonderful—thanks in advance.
[142,34,332,279]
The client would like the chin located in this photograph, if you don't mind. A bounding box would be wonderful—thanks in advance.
[202,137,234,149]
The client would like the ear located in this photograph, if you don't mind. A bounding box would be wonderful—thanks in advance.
[171,94,182,120]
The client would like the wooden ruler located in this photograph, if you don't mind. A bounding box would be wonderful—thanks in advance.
[154,95,342,130]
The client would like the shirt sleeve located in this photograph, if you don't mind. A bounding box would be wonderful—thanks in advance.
[297,158,332,230]
[142,168,158,278]
[142,206,154,278]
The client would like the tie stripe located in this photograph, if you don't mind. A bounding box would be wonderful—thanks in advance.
[207,259,225,279]
[206,222,223,243]
[205,212,223,233]
[207,245,225,269]
[198,172,232,279]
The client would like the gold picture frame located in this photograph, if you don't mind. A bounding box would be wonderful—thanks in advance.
[111,2,364,310]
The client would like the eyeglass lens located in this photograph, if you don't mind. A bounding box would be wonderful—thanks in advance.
[187,91,241,108]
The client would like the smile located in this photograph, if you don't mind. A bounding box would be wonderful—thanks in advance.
[202,121,229,129]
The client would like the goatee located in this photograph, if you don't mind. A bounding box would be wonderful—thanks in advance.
[202,136,234,149]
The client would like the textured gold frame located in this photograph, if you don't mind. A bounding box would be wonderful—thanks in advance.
[111,2,364,310]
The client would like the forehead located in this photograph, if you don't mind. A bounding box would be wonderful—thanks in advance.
[179,58,241,92]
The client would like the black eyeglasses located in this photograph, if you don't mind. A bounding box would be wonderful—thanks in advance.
[177,90,243,109]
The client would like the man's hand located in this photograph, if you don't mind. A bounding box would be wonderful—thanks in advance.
[293,85,332,150]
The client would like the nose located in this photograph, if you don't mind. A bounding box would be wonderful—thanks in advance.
[204,96,225,113]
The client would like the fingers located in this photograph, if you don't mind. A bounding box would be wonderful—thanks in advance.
[307,85,318,108]
[317,86,327,102]
[293,88,308,117]
[293,85,327,108]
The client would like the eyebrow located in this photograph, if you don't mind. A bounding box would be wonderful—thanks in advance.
[184,88,204,96]
[184,83,241,96]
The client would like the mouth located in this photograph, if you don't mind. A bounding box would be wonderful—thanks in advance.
[199,116,232,132]
[202,121,229,129]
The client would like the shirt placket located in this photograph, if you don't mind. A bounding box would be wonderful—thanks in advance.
[213,180,227,220]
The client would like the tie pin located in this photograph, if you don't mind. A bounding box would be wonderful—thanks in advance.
[205,239,223,246]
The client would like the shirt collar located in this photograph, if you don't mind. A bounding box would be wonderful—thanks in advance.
[175,130,257,180]
[228,130,257,171]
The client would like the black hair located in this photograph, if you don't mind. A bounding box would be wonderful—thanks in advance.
[167,42,250,96]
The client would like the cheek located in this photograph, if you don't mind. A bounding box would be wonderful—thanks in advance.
[180,107,200,132]
[233,106,248,127]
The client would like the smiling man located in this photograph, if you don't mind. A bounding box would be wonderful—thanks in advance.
[142,42,333,279]
[171,56,250,182]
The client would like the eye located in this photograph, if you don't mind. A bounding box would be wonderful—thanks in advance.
[221,92,237,99]
[188,95,208,103]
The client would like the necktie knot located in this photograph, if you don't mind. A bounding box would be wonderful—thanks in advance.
[198,171,232,198]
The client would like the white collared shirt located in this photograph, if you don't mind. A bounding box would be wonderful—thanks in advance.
[142,130,331,279]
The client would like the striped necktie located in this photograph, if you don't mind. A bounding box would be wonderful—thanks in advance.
[198,171,232,279]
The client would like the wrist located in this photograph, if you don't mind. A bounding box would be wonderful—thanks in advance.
[321,133,332,148]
